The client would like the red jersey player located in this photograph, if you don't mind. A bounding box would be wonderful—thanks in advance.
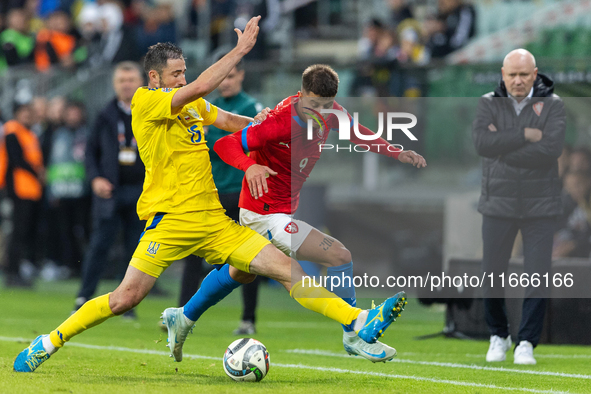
[215,64,426,363]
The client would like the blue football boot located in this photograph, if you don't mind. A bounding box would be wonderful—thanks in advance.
[14,335,51,372]
[357,292,407,343]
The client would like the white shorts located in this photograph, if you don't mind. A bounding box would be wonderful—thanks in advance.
[239,208,313,257]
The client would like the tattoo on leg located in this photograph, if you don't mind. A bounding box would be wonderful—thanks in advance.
[320,237,334,251]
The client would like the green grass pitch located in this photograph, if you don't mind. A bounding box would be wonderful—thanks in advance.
[1,276,590,394]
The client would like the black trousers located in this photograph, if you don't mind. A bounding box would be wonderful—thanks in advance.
[77,185,144,300]
[5,198,40,275]
[482,215,556,347]
[51,196,90,275]
[178,192,260,323]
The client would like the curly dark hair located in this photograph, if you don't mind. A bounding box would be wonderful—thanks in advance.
[144,42,184,76]
[301,64,339,97]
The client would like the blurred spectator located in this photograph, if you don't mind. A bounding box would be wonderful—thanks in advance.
[73,61,145,315]
[37,0,78,18]
[424,0,476,59]
[354,18,399,96]
[388,26,429,97]
[0,103,44,287]
[397,26,429,66]
[34,10,86,72]
[133,0,177,54]
[237,0,280,61]
[42,100,89,279]
[191,0,235,50]
[358,18,389,61]
[554,170,591,258]
[78,2,140,68]
[0,1,28,22]
[40,96,66,160]
[0,8,35,71]
[568,146,591,173]
[38,95,65,277]
[30,96,47,135]
[387,0,413,28]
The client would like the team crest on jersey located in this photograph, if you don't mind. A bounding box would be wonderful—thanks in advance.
[316,126,325,140]
[188,108,200,119]
[284,222,299,234]
[161,88,173,92]
[147,242,160,255]
[532,102,544,116]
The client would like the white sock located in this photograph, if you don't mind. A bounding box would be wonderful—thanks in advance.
[343,330,357,337]
[352,311,368,332]
[181,308,195,326]
[42,335,57,355]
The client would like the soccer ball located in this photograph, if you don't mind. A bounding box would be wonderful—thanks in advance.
[223,338,270,382]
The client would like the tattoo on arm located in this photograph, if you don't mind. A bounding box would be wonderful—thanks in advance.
[320,237,334,251]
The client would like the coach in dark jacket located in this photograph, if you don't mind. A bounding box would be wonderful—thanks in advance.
[74,62,145,312]
[472,49,565,365]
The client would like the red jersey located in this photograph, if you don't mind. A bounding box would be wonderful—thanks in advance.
[214,95,401,215]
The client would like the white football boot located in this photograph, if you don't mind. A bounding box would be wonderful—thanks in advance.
[161,307,193,362]
[343,332,397,363]
[486,335,512,362]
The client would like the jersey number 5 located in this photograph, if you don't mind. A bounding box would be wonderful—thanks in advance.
[187,125,202,143]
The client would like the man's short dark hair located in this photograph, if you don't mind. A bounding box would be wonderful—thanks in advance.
[144,42,184,76]
[65,99,86,113]
[12,102,31,116]
[302,64,339,97]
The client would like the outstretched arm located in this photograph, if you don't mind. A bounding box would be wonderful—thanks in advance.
[212,108,254,132]
[170,16,260,112]
[215,116,287,198]
[350,123,427,168]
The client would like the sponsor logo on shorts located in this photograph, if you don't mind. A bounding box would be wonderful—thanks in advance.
[147,241,160,255]
[284,222,299,234]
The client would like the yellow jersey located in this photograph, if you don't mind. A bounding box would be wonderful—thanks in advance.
[131,87,222,220]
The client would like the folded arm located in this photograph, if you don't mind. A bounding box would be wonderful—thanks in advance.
[472,97,527,158]
[502,100,566,168]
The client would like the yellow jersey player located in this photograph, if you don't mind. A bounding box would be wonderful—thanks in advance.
[14,16,406,373]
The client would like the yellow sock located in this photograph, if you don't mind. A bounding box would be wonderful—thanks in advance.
[290,279,361,325]
[49,293,115,348]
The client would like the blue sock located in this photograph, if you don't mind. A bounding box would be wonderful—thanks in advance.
[326,262,357,332]
[299,260,323,281]
[182,264,241,322]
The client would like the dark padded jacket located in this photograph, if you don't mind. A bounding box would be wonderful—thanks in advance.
[472,74,566,218]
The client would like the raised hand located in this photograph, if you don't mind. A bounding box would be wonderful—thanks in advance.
[235,16,261,56]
